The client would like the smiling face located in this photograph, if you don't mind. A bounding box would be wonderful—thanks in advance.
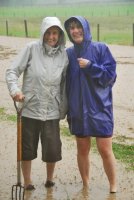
[68,21,83,44]
[43,26,60,47]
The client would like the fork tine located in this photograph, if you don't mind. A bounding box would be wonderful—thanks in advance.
[11,185,25,200]
[22,187,25,200]
[12,185,14,200]
[16,186,18,200]
[19,186,22,200]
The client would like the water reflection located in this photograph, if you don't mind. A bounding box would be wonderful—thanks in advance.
[44,188,54,200]
[71,186,116,200]
[106,193,116,200]
[24,187,55,200]
[24,190,33,200]
[72,187,90,200]
[13,184,117,200]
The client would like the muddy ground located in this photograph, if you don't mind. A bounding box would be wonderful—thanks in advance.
[0,36,134,200]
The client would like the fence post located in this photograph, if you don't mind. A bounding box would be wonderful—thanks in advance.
[6,20,8,36]
[24,19,28,37]
[97,24,100,42]
[133,23,134,46]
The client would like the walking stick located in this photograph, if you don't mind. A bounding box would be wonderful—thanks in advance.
[11,101,25,200]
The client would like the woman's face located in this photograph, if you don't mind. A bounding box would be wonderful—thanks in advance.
[68,21,83,44]
[43,26,60,47]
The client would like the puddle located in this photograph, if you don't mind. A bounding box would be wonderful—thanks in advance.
[0,122,133,200]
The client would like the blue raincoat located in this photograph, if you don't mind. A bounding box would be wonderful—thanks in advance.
[64,16,116,137]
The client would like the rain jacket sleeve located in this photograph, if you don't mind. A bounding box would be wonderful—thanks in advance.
[82,44,116,88]
[59,59,68,119]
[6,45,31,96]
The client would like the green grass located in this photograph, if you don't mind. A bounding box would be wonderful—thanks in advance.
[61,126,134,171]
[0,3,134,45]
[0,3,134,18]
[113,143,134,170]
[0,107,5,115]
[0,107,16,122]
[60,126,72,137]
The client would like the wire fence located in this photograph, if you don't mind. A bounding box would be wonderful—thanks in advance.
[0,19,134,45]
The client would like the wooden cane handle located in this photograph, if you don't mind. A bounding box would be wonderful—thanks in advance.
[17,115,22,161]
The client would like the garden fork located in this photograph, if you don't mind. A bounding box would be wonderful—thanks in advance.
[11,101,25,200]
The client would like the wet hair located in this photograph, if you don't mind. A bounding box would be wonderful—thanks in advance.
[66,18,82,32]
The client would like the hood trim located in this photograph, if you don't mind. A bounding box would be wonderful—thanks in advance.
[40,17,65,48]
[64,16,92,44]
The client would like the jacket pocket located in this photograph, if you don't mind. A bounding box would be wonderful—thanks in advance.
[23,93,40,111]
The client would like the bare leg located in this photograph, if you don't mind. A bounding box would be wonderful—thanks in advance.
[96,137,117,193]
[21,160,32,187]
[46,162,56,181]
[76,136,91,187]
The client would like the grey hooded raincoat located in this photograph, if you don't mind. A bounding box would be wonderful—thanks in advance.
[6,17,68,121]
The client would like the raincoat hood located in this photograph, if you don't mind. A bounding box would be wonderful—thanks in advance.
[64,16,92,44]
[40,17,66,48]
[65,17,116,137]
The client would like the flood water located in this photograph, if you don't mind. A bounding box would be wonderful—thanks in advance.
[0,121,133,200]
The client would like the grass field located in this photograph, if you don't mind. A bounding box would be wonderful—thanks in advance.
[0,2,134,45]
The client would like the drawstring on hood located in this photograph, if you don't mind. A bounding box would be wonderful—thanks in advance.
[43,43,60,56]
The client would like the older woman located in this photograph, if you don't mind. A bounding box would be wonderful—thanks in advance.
[6,17,68,190]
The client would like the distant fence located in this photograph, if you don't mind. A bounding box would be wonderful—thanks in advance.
[5,20,28,37]
[133,23,134,46]
[1,20,134,46]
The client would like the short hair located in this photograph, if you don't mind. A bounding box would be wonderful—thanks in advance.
[66,19,82,32]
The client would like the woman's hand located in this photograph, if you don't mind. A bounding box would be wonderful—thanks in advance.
[12,92,25,102]
[77,58,90,68]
